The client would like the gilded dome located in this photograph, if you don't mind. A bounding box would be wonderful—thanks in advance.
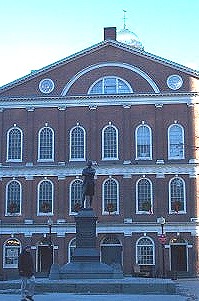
[117,28,144,50]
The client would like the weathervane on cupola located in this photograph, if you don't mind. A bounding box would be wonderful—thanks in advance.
[123,9,127,29]
[117,10,144,50]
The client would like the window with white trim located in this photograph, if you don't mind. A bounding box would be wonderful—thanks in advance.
[70,126,86,161]
[168,124,184,159]
[6,180,21,216]
[70,179,83,214]
[135,124,152,160]
[38,180,53,215]
[103,178,119,214]
[88,76,132,94]
[136,237,155,265]
[3,238,21,268]
[68,238,76,262]
[7,126,23,161]
[38,127,54,161]
[102,124,118,160]
[136,178,153,214]
[169,177,186,214]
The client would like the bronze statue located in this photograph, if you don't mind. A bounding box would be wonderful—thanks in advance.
[82,161,96,208]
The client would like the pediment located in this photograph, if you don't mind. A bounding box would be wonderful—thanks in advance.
[0,40,198,98]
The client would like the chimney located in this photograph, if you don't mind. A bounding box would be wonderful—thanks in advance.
[104,27,116,41]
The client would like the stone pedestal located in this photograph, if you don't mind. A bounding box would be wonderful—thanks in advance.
[50,208,122,279]
[73,208,99,262]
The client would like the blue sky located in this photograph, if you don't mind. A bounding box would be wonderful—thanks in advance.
[0,0,198,87]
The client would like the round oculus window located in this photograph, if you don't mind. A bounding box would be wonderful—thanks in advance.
[39,78,55,94]
[167,75,183,90]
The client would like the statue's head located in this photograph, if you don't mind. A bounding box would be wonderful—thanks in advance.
[87,160,92,167]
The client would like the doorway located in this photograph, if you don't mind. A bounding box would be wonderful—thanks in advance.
[100,236,123,266]
[170,238,187,272]
[37,245,53,273]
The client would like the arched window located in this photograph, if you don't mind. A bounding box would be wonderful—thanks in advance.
[6,180,22,216]
[103,178,119,214]
[70,179,83,214]
[7,126,23,161]
[169,177,186,213]
[168,124,184,159]
[3,238,21,268]
[136,178,153,214]
[88,76,132,94]
[136,237,155,265]
[70,125,86,161]
[38,180,53,215]
[68,238,76,262]
[102,124,118,160]
[38,126,54,161]
[135,124,152,160]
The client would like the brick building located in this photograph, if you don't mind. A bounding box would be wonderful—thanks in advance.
[0,26,199,279]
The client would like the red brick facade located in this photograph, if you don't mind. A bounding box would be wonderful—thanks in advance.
[0,27,199,279]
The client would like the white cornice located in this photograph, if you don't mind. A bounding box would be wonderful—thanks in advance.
[0,93,198,109]
[0,163,197,178]
[0,221,198,236]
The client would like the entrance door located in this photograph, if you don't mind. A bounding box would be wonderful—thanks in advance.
[171,245,187,271]
[37,245,53,273]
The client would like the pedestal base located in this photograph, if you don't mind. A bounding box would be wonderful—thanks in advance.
[59,261,116,279]
[49,208,123,279]
[73,247,100,262]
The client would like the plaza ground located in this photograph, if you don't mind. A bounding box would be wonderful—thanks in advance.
[0,278,199,301]
[0,292,189,301]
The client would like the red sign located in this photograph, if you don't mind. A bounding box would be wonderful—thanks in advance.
[158,234,167,244]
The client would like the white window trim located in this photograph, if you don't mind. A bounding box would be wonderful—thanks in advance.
[168,124,185,160]
[135,124,152,160]
[102,124,119,160]
[69,125,86,162]
[5,180,22,216]
[37,179,54,216]
[6,126,23,162]
[69,178,83,215]
[3,238,21,268]
[37,126,55,162]
[102,177,120,215]
[68,238,76,262]
[88,76,133,94]
[136,178,153,214]
[136,236,155,265]
[169,176,186,214]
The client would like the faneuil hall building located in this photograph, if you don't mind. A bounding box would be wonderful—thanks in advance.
[0,25,199,279]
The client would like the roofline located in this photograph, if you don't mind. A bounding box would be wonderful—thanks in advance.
[113,40,199,77]
[0,40,198,92]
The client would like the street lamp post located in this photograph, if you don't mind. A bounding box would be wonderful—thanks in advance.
[47,217,53,273]
[157,216,166,278]
[47,217,53,246]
